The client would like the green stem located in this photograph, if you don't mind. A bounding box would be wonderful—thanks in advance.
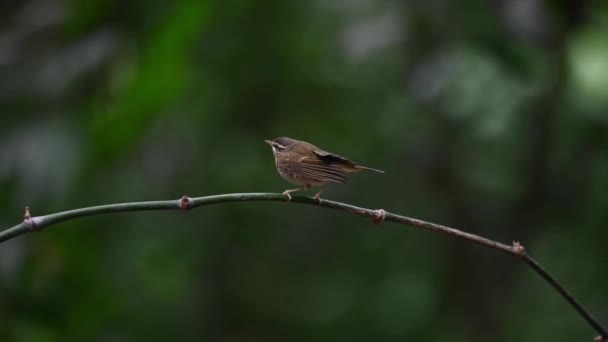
[0,192,605,340]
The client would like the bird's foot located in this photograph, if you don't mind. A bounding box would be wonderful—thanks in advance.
[314,193,322,206]
[313,188,324,206]
[282,190,293,202]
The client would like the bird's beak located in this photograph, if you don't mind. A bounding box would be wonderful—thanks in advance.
[264,140,272,146]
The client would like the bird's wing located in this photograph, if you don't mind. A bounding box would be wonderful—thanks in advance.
[285,158,348,184]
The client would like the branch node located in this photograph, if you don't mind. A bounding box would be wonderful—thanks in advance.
[372,209,386,225]
[23,206,39,232]
[512,241,526,257]
[179,195,192,210]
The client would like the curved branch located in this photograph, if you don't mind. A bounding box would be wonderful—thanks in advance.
[0,192,606,340]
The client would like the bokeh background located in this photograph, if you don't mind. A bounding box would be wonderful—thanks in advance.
[1,0,607,341]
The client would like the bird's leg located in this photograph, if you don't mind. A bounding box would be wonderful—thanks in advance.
[314,186,324,206]
[282,184,310,202]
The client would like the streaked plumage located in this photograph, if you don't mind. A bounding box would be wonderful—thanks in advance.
[265,137,384,202]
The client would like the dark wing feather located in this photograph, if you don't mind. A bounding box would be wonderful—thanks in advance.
[312,149,356,167]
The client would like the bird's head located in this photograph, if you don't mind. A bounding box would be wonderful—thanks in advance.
[265,137,298,157]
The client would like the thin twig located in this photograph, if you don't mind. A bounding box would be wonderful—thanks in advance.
[0,192,605,340]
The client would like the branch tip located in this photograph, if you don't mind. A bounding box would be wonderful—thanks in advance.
[594,335,608,342]
[24,206,31,220]
[372,209,386,225]
[179,195,192,210]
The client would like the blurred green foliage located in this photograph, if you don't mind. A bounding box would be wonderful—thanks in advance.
[1,0,607,341]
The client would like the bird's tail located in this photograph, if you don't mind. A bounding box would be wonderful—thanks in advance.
[353,165,385,173]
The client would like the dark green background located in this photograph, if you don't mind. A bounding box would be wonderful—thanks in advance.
[1,1,607,341]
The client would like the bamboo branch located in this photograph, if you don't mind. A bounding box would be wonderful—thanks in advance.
[0,192,605,340]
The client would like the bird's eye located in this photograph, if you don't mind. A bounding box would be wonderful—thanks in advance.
[272,143,285,150]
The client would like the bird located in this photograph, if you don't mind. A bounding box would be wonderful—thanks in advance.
[264,137,384,203]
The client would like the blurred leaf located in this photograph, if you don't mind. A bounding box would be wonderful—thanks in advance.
[567,25,608,113]
[90,1,212,159]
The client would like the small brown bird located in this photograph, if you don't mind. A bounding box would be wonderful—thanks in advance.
[265,137,384,202]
